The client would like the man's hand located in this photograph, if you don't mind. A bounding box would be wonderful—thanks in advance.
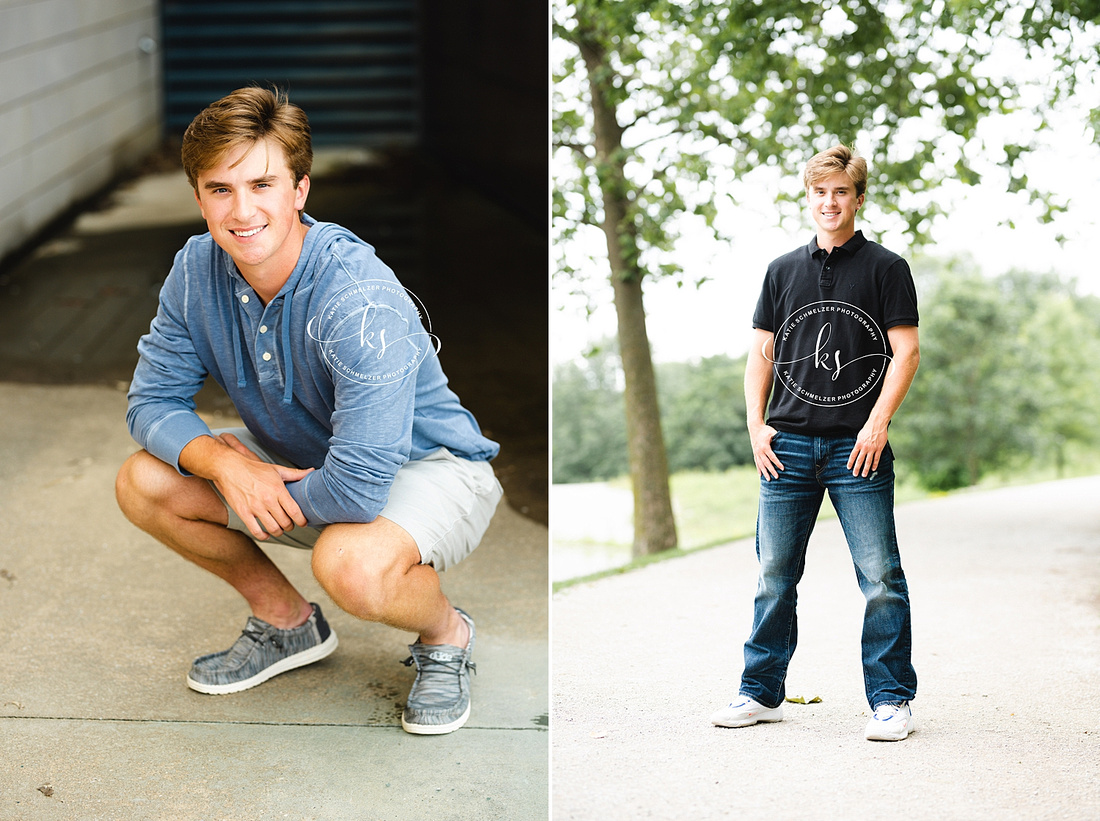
[745,329,783,482]
[846,325,919,478]
[750,424,785,481]
[847,422,888,478]
[182,434,314,541]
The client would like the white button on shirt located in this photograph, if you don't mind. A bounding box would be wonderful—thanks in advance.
[262,352,272,361]
[240,294,250,304]
[260,325,268,333]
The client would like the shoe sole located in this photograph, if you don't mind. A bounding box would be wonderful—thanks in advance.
[712,714,784,728]
[187,631,339,695]
[865,715,916,741]
[711,707,784,728]
[401,701,472,735]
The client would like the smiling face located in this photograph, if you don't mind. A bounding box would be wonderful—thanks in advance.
[194,137,310,296]
[807,171,864,250]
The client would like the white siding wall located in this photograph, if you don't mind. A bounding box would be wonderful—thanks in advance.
[0,0,161,261]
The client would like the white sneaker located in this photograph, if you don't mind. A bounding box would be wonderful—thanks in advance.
[711,696,784,728]
[864,701,915,741]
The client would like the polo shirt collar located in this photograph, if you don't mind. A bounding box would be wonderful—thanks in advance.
[809,230,868,259]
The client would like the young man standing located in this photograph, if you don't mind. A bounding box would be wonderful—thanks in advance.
[115,87,502,735]
[710,145,921,741]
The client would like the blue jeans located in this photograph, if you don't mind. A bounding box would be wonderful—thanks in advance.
[740,432,917,710]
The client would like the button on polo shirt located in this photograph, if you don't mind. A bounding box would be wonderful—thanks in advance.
[812,247,845,289]
[234,284,283,383]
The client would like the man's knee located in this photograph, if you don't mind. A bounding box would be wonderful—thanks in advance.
[116,451,165,519]
[312,522,421,620]
[115,450,218,526]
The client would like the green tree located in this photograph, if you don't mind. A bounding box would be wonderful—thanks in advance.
[659,355,752,473]
[893,263,1100,490]
[1012,274,1100,476]
[552,347,630,483]
[553,352,755,483]
[894,260,1035,489]
[553,0,1098,556]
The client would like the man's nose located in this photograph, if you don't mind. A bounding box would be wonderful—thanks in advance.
[231,191,255,221]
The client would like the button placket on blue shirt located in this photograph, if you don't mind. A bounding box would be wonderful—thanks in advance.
[256,300,284,383]
[235,285,281,383]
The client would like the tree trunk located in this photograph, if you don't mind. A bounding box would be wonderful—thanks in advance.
[612,272,679,556]
[578,27,678,557]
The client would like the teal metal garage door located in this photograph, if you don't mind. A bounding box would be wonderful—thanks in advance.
[161,0,420,146]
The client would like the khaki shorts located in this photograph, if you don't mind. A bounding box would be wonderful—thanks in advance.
[212,428,502,571]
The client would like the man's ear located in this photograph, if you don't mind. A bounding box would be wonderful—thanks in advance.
[194,189,206,220]
[295,174,311,211]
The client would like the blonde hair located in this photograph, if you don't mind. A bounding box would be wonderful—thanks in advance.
[181,86,312,189]
[803,144,867,198]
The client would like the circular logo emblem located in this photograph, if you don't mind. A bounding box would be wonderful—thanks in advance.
[768,300,889,407]
[307,279,440,390]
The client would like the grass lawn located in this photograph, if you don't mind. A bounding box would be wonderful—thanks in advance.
[607,466,929,551]
[555,456,1100,589]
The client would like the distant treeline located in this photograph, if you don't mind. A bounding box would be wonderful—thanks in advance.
[553,261,1100,491]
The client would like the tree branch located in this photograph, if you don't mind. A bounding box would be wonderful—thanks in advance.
[553,140,593,158]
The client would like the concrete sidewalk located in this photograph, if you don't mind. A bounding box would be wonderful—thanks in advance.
[0,383,548,819]
[553,476,1100,820]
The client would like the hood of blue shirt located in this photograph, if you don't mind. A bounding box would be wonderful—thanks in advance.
[225,215,366,405]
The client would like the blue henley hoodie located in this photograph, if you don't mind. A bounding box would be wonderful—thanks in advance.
[127,214,499,526]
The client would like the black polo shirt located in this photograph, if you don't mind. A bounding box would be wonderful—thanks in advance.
[752,231,919,435]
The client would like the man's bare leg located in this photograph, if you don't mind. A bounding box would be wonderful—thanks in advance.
[310,519,476,735]
[115,449,311,629]
[310,519,468,648]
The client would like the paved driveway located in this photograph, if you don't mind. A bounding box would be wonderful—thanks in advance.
[553,476,1100,820]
